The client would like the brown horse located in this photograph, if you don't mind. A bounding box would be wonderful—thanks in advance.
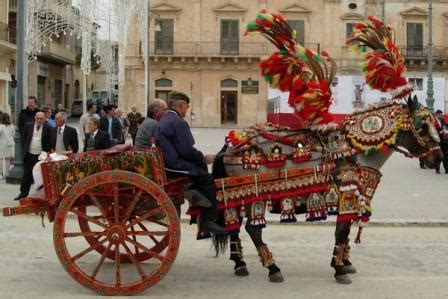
[210,97,442,284]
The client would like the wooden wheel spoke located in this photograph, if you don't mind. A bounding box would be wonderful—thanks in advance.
[125,237,164,262]
[71,207,108,229]
[64,231,105,238]
[130,225,140,256]
[121,242,147,279]
[126,207,163,229]
[121,190,143,224]
[137,222,162,245]
[115,244,121,286]
[91,242,113,279]
[146,219,168,227]
[129,230,168,236]
[72,238,108,261]
[87,193,112,225]
[113,184,120,224]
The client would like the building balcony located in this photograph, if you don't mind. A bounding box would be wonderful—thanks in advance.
[0,22,16,54]
[39,42,76,65]
[397,46,448,61]
[144,41,320,58]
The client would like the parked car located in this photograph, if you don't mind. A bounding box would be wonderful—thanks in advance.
[71,100,83,117]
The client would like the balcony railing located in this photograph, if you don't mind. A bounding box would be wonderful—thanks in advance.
[397,46,448,60]
[143,41,320,57]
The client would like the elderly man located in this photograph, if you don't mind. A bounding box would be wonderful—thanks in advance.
[127,105,142,145]
[84,117,110,151]
[15,111,54,200]
[135,99,167,149]
[54,112,79,154]
[154,91,226,236]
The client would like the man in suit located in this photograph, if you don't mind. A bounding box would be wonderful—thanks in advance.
[127,105,142,145]
[435,110,448,173]
[18,96,39,135]
[99,105,122,147]
[15,111,54,200]
[154,91,226,236]
[84,116,110,152]
[54,112,78,154]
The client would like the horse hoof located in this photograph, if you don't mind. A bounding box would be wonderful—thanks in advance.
[269,271,284,283]
[235,265,249,276]
[342,264,357,274]
[334,273,352,284]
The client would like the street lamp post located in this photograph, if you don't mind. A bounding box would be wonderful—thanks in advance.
[6,0,26,184]
[144,10,161,116]
[426,0,435,112]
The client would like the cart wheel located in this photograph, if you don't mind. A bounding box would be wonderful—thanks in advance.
[53,170,180,295]
[77,204,169,262]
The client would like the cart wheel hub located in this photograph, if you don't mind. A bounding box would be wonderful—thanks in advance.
[107,225,126,244]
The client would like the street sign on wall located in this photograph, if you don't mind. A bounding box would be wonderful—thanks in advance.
[241,80,259,94]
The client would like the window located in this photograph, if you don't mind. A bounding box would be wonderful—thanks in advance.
[155,90,171,101]
[155,78,173,87]
[346,23,356,39]
[155,78,173,101]
[406,23,423,56]
[220,79,238,88]
[155,19,174,54]
[220,20,239,55]
[288,20,305,45]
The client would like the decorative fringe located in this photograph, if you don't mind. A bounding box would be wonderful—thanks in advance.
[280,213,297,223]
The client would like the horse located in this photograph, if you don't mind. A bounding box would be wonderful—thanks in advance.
[206,97,443,284]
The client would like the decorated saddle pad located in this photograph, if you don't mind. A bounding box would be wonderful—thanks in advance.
[343,102,410,153]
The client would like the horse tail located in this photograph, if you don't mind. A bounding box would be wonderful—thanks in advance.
[211,233,229,257]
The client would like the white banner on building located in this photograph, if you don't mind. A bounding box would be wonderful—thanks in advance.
[268,75,445,114]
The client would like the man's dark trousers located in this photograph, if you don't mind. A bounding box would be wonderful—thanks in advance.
[188,165,219,222]
[19,153,39,197]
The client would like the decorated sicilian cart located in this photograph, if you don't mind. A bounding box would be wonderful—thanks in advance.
[3,145,189,295]
[2,10,444,295]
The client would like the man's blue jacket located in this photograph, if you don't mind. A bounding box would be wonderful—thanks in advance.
[154,110,204,175]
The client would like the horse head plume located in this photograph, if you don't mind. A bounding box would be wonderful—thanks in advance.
[245,10,336,127]
[346,16,413,99]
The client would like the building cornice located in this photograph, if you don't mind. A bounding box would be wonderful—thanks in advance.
[340,12,365,21]
[279,3,312,14]
[399,7,428,18]
[149,3,182,13]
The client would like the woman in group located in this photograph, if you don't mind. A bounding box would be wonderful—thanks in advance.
[0,113,15,179]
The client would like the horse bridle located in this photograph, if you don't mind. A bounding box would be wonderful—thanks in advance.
[392,111,440,159]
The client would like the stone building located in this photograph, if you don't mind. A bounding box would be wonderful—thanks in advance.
[122,0,448,128]
[0,0,16,115]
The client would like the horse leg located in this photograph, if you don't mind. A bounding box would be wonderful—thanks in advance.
[229,233,249,276]
[331,220,353,284]
[245,224,284,282]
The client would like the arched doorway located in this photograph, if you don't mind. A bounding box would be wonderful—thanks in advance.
[220,79,238,124]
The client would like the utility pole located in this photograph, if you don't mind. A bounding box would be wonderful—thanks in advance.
[426,0,435,112]
[6,0,26,184]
